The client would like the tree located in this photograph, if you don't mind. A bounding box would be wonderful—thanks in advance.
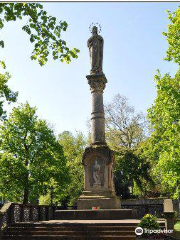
[0,3,80,119]
[105,94,153,198]
[0,68,17,120]
[114,147,154,198]
[58,131,86,205]
[0,3,79,65]
[147,70,180,198]
[163,6,180,65]
[0,102,69,204]
[105,94,147,149]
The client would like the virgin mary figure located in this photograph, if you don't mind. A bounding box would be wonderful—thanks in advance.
[88,26,103,75]
[93,160,101,185]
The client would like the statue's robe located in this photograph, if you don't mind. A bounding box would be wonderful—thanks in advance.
[88,34,103,74]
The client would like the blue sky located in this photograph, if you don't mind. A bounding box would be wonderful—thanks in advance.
[1,2,180,136]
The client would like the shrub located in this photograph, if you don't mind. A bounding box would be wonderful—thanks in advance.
[137,214,160,238]
[138,214,160,230]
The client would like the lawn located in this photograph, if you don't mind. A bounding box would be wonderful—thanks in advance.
[174,221,180,239]
[175,221,180,231]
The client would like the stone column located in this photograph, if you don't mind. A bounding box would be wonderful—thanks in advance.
[77,26,121,210]
[86,74,107,145]
[164,199,175,235]
[77,73,121,209]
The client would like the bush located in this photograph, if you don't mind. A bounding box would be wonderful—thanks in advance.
[138,214,160,230]
[137,214,160,238]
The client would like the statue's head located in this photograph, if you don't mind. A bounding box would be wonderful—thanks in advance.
[94,160,98,166]
[92,26,98,36]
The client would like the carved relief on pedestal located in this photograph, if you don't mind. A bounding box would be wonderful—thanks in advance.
[82,146,115,192]
[90,157,105,187]
[92,160,101,185]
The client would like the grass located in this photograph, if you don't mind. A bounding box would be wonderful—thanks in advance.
[174,221,180,239]
[175,221,180,231]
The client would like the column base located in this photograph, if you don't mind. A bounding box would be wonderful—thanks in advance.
[77,191,121,210]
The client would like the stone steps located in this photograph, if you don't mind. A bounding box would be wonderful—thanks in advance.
[2,222,137,240]
[2,236,136,240]
[6,226,137,230]
[2,220,166,240]
[7,222,139,227]
[4,230,135,235]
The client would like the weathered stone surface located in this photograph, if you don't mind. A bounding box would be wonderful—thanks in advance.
[164,199,174,212]
[77,195,121,210]
[77,144,121,209]
[82,145,115,192]
[77,27,121,210]
[55,209,134,220]
[88,26,104,75]
[86,73,107,145]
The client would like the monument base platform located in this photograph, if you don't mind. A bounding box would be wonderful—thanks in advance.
[77,196,120,210]
[77,190,121,210]
[55,209,136,220]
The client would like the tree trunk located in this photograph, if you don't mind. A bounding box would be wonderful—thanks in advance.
[23,172,29,204]
[23,187,29,204]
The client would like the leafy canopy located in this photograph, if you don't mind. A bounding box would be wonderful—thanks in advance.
[0,102,70,204]
[0,67,18,119]
[164,7,180,65]
[147,70,180,198]
[58,131,86,205]
[0,3,80,65]
[0,3,80,119]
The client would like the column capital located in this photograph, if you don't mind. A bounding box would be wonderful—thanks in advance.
[86,73,107,92]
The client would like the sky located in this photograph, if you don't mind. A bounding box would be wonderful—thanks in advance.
[1,2,180,136]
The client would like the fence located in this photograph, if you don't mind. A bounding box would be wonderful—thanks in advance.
[0,203,56,232]
[0,201,175,233]
[121,203,164,219]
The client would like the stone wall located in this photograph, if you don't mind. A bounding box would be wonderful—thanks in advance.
[121,198,179,219]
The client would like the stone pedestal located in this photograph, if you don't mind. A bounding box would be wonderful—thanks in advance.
[163,199,175,235]
[164,212,175,233]
[77,142,121,209]
[55,209,135,220]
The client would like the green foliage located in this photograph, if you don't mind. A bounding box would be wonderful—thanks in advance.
[114,147,154,198]
[147,70,180,198]
[0,3,80,119]
[135,139,165,198]
[163,7,180,65]
[138,214,159,230]
[0,102,70,204]
[0,68,18,120]
[138,214,160,237]
[39,193,51,205]
[0,3,79,65]
[58,131,86,205]
[174,221,180,231]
